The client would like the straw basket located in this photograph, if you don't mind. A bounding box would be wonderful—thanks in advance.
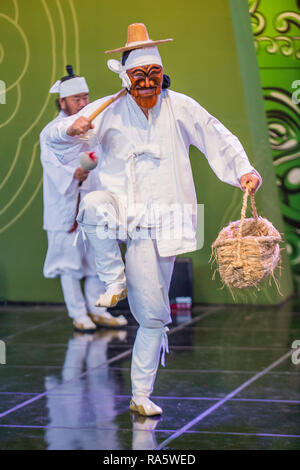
[210,185,282,291]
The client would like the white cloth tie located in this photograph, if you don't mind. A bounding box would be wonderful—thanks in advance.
[123,47,162,69]
[107,47,162,89]
[73,226,87,249]
[49,77,89,98]
[107,60,132,89]
[160,326,169,367]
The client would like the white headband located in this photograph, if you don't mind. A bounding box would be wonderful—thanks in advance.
[49,76,89,98]
[107,47,163,89]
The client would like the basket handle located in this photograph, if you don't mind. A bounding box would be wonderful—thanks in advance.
[235,183,259,266]
[237,183,259,239]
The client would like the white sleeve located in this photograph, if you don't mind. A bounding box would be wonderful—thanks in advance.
[45,97,110,156]
[40,131,77,196]
[45,113,88,157]
[183,96,263,189]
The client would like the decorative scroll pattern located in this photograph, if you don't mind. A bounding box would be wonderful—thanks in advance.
[249,0,266,35]
[250,0,300,60]
[254,36,300,59]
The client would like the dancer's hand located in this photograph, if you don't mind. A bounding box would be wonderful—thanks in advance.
[74,167,89,182]
[240,172,261,194]
[67,117,94,136]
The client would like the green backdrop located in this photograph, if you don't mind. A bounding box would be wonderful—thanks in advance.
[0,0,294,304]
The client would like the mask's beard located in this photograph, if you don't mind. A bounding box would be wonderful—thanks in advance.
[130,85,161,109]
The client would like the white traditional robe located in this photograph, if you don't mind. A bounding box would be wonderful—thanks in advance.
[46,88,263,398]
[46,90,262,256]
[40,111,101,281]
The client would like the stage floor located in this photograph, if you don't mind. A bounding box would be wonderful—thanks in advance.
[0,298,299,450]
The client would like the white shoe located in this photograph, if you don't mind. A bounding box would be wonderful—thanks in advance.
[88,311,128,328]
[73,315,97,332]
[95,287,127,308]
[129,397,163,416]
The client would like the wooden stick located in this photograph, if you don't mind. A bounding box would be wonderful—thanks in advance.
[88,88,127,122]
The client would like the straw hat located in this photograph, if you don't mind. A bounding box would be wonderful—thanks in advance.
[105,23,173,54]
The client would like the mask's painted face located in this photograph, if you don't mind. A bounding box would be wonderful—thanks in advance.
[127,64,163,109]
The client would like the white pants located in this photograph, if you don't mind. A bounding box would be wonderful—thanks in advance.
[60,274,107,319]
[44,230,107,319]
[78,190,175,398]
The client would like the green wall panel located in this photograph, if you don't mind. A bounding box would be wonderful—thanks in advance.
[0,0,294,304]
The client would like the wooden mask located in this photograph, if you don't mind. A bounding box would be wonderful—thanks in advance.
[127,64,163,109]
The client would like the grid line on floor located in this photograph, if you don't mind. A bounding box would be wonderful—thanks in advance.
[0,424,299,440]
[1,315,64,342]
[155,349,294,450]
[0,307,221,419]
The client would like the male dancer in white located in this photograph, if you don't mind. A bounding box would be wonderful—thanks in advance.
[46,24,262,415]
[41,65,127,332]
